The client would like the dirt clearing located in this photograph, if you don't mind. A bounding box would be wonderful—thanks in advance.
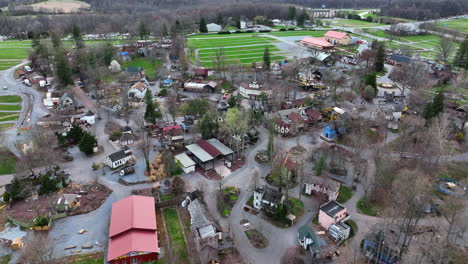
[29,1,91,13]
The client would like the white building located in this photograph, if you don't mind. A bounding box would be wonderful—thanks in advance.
[297,225,315,250]
[206,23,222,32]
[128,81,148,99]
[238,81,271,100]
[253,187,285,214]
[240,21,247,29]
[303,176,340,201]
[106,147,133,169]
[80,110,96,125]
[175,153,196,174]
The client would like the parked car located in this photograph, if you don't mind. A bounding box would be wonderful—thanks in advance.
[217,101,229,111]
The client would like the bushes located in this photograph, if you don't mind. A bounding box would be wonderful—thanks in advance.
[79,131,97,155]
[2,192,10,202]
[337,185,354,203]
[109,130,122,141]
[158,88,168,97]
[33,216,50,227]
[287,28,296,31]
[279,28,287,31]
[356,197,380,216]
[218,31,232,34]
[39,174,58,195]
[217,186,240,217]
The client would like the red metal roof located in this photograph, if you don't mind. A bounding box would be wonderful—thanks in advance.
[107,230,159,261]
[196,139,222,158]
[17,70,25,74]
[306,108,322,121]
[288,112,302,122]
[108,195,156,238]
[324,31,350,40]
[162,125,183,132]
[194,68,208,75]
[301,37,333,48]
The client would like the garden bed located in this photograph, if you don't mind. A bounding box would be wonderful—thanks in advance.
[163,208,189,264]
[245,229,268,248]
[217,186,240,217]
[336,185,354,203]
[356,197,381,216]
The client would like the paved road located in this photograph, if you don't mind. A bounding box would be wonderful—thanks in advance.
[0,61,49,157]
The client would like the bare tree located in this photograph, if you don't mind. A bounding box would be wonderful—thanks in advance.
[436,37,455,65]
[136,115,152,172]
[213,47,226,78]
[389,61,428,97]
[166,92,179,124]
[20,233,56,264]
[427,113,451,165]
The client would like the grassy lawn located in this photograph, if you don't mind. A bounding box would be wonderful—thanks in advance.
[332,19,386,27]
[0,114,19,122]
[188,36,276,49]
[160,193,173,202]
[121,58,162,80]
[163,208,188,263]
[356,197,381,216]
[267,30,327,37]
[336,185,354,203]
[287,197,304,218]
[0,152,16,175]
[0,123,14,131]
[68,257,103,264]
[0,255,10,264]
[436,19,468,34]
[0,95,22,103]
[345,220,358,238]
[0,105,21,111]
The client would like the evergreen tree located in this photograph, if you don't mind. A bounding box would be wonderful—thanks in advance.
[39,175,58,195]
[79,131,97,155]
[144,89,153,105]
[144,101,159,124]
[162,24,168,37]
[55,50,73,86]
[139,21,149,40]
[10,178,21,201]
[175,20,181,33]
[198,112,219,139]
[217,14,223,26]
[423,91,444,120]
[199,18,208,33]
[71,24,85,49]
[263,46,271,69]
[288,6,296,20]
[50,31,62,50]
[102,42,115,65]
[453,39,468,70]
[267,121,274,159]
[67,124,84,142]
[236,19,241,29]
[375,42,386,73]
[364,72,377,89]
[31,32,40,49]
[296,10,310,26]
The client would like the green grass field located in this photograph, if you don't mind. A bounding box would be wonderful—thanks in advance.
[188,34,286,67]
[163,208,188,263]
[0,95,22,103]
[0,104,21,111]
[436,19,468,34]
[121,58,162,80]
[332,19,386,27]
[0,115,19,122]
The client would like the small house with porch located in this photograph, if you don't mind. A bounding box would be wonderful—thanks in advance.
[324,31,352,45]
[107,147,133,169]
[303,176,340,201]
[253,187,285,215]
[297,225,315,250]
[128,81,148,99]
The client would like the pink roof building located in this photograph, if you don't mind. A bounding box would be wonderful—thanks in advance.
[300,37,334,50]
[324,31,350,40]
[107,195,159,264]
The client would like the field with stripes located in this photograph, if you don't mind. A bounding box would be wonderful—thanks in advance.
[187,35,285,68]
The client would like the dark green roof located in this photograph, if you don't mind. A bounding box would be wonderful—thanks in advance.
[125,66,143,73]
[298,225,314,239]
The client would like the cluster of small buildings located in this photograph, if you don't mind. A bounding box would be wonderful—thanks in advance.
[272,106,322,136]
[301,31,353,51]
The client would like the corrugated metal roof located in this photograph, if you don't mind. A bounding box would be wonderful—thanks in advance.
[206,139,233,156]
[198,224,216,239]
[109,195,156,237]
[197,139,223,158]
[186,143,214,162]
[175,153,196,167]
[324,31,350,39]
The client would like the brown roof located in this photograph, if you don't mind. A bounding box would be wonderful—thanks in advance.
[288,112,302,122]
[131,81,147,92]
[197,139,222,158]
[306,108,322,122]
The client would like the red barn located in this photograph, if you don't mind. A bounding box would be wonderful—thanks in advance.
[107,195,159,264]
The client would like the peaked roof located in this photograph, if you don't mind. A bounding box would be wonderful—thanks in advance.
[131,81,147,92]
[109,195,156,237]
[301,37,333,48]
[298,225,314,239]
[107,229,159,261]
[196,139,223,158]
[324,31,350,39]
[288,111,302,122]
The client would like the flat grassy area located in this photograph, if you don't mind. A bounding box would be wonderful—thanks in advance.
[160,193,173,201]
[56,252,105,264]
[188,36,276,49]
[0,152,16,175]
[336,185,354,203]
[163,208,188,263]
[0,123,14,131]
[0,95,22,103]
[121,58,162,80]
[0,114,19,122]
[332,19,386,27]
[0,105,21,111]
[356,197,381,216]
[436,19,468,34]
[0,255,10,264]
[288,197,304,218]
[267,30,327,37]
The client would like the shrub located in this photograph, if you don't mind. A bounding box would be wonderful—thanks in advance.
[2,192,10,202]
[109,130,122,141]
[218,31,231,34]
[33,216,50,226]
[39,174,58,195]
[234,30,243,34]
[158,88,168,97]
[222,209,230,216]
[287,28,295,31]
[279,28,286,31]
[259,29,271,33]
[456,132,464,142]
